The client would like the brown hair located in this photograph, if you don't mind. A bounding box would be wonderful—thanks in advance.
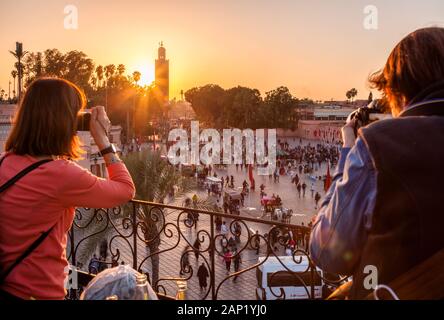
[369,27,444,115]
[5,78,86,159]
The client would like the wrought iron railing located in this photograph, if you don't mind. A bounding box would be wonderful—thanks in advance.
[67,199,346,300]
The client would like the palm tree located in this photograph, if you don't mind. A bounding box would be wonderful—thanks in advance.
[350,88,358,104]
[69,208,117,270]
[117,64,126,77]
[95,65,104,88]
[104,64,116,81]
[11,70,17,99]
[132,71,141,86]
[104,65,115,111]
[9,43,28,100]
[90,76,98,90]
[127,71,141,140]
[346,88,358,104]
[346,90,352,103]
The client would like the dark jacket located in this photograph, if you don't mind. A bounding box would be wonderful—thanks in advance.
[351,89,444,298]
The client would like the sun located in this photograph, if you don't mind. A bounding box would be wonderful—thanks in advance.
[133,63,155,86]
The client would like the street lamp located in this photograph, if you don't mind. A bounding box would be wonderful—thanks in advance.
[9,42,28,101]
[126,103,130,143]
[105,80,108,113]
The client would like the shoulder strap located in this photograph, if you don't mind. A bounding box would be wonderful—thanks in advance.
[0,158,52,193]
[0,226,56,285]
[0,157,54,285]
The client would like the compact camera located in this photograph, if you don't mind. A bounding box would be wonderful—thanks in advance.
[77,111,91,131]
[347,99,392,135]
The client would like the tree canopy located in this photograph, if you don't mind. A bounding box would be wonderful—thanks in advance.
[19,49,165,141]
[16,48,310,134]
[185,85,301,129]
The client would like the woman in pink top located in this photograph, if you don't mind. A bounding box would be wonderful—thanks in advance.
[0,78,135,300]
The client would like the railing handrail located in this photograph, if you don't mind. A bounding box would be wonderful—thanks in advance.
[68,200,325,300]
[130,199,312,231]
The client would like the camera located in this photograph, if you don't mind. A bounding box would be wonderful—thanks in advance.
[347,99,392,135]
[77,112,91,131]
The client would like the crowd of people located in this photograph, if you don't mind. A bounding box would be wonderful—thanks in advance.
[276,140,340,174]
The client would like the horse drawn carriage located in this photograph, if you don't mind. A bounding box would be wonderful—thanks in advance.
[204,177,222,197]
[196,167,208,187]
[272,207,294,223]
[261,196,282,213]
[223,190,242,215]
[261,196,293,223]
[180,163,196,178]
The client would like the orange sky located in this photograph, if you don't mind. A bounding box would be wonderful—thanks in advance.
[1,0,444,101]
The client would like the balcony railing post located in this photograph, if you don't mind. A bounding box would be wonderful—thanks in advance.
[70,223,76,267]
[310,259,315,299]
[132,201,137,270]
[210,213,216,300]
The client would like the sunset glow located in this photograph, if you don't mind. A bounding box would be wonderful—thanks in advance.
[1,0,444,100]
[132,63,155,87]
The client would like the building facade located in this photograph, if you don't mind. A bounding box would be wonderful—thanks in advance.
[275,106,355,144]
[0,104,17,152]
[296,106,355,143]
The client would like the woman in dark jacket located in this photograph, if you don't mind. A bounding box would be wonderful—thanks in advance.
[310,27,444,299]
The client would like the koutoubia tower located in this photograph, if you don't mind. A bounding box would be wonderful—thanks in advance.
[155,42,169,105]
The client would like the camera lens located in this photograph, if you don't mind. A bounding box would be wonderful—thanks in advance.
[77,112,91,131]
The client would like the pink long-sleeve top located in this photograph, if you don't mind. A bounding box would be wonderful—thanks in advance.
[0,153,135,300]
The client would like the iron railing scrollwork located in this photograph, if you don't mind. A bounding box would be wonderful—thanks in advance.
[67,200,347,300]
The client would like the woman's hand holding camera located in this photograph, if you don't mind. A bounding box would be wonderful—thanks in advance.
[342,118,357,148]
[90,106,112,150]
